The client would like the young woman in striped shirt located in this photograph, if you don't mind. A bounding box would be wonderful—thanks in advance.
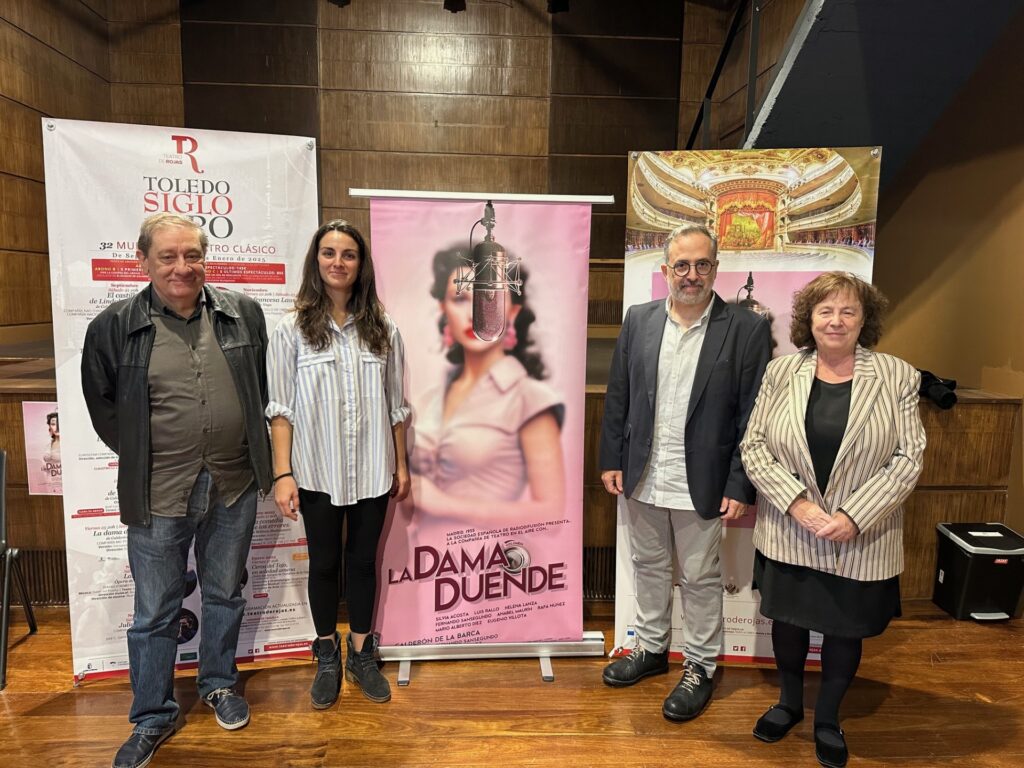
[266,220,410,709]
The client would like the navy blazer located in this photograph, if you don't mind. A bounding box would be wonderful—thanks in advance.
[598,293,772,519]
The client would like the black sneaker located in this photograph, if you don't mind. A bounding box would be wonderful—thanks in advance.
[111,726,175,768]
[602,646,670,687]
[662,659,713,721]
[310,632,342,709]
[203,687,250,730]
[345,633,391,703]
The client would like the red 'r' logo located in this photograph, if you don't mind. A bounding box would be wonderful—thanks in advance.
[170,135,204,174]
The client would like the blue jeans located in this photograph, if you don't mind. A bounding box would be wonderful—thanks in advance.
[126,469,257,734]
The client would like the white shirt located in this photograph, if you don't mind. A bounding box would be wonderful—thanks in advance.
[266,312,410,506]
[633,296,713,509]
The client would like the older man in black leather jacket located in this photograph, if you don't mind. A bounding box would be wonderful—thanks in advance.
[82,213,272,768]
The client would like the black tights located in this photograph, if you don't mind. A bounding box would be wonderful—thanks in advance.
[772,619,863,726]
[299,489,389,637]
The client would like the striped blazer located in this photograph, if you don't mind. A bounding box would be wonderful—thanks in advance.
[740,346,926,581]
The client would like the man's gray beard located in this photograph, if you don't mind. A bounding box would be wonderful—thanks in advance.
[670,282,712,305]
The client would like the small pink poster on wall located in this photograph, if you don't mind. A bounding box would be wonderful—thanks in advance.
[22,401,62,495]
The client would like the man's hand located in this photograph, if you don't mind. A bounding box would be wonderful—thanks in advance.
[601,470,624,496]
[719,497,748,520]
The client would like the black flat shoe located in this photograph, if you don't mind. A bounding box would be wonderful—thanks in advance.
[752,703,803,743]
[814,723,848,768]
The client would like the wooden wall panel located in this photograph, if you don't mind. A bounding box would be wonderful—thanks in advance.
[180,4,315,138]
[587,338,616,388]
[1,398,31,485]
[549,3,680,327]
[583,391,608,486]
[548,156,628,213]
[318,0,550,37]
[108,20,181,84]
[181,0,318,25]
[0,18,110,121]
[6,485,65,550]
[583,486,616,547]
[551,37,681,99]
[701,0,806,148]
[716,71,773,147]
[584,389,618,599]
[680,43,722,102]
[320,30,550,97]
[679,0,731,149]
[184,83,317,137]
[1,0,109,79]
[549,96,677,156]
[756,0,807,75]
[321,207,370,236]
[16,549,68,605]
[716,15,749,99]
[0,251,52,326]
[918,398,1017,488]
[553,0,683,37]
[0,176,48,253]
[181,23,317,86]
[106,2,182,126]
[321,151,548,210]
[587,264,625,326]
[110,83,183,126]
[105,0,177,24]
[684,1,732,45]
[79,0,108,20]
[320,91,548,156]
[590,213,626,261]
[0,96,46,181]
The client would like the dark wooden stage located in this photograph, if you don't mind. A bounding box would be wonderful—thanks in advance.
[0,602,1021,767]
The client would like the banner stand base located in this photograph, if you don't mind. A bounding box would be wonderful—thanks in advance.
[383,630,605,686]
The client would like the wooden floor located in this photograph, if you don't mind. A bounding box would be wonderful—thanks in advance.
[0,601,1021,767]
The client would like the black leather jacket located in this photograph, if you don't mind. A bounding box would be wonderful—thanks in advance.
[81,284,273,527]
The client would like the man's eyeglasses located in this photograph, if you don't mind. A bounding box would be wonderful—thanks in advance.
[670,260,716,277]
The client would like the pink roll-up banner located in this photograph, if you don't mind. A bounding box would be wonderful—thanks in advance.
[368,195,592,646]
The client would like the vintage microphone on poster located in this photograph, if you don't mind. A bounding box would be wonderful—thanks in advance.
[456,201,522,341]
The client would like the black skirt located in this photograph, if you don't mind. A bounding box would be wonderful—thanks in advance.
[753,550,901,639]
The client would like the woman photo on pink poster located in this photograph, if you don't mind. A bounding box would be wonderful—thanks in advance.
[406,246,565,524]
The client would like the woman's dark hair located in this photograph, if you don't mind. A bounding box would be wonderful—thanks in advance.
[294,220,390,356]
[790,271,888,349]
[430,246,547,380]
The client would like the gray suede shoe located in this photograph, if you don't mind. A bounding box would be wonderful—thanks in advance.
[310,632,342,709]
[345,633,391,703]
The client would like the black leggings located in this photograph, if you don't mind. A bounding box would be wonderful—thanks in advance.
[299,489,388,637]
[772,619,863,727]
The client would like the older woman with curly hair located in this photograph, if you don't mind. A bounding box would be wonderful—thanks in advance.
[740,272,926,768]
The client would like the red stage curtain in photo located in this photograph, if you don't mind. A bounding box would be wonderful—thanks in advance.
[716,190,778,250]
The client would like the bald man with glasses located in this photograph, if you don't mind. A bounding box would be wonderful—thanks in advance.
[599,223,772,722]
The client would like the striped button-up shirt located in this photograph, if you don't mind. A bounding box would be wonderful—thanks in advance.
[266,312,410,506]
[633,296,713,510]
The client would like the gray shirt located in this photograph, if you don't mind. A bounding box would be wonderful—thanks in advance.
[148,291,252,516]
